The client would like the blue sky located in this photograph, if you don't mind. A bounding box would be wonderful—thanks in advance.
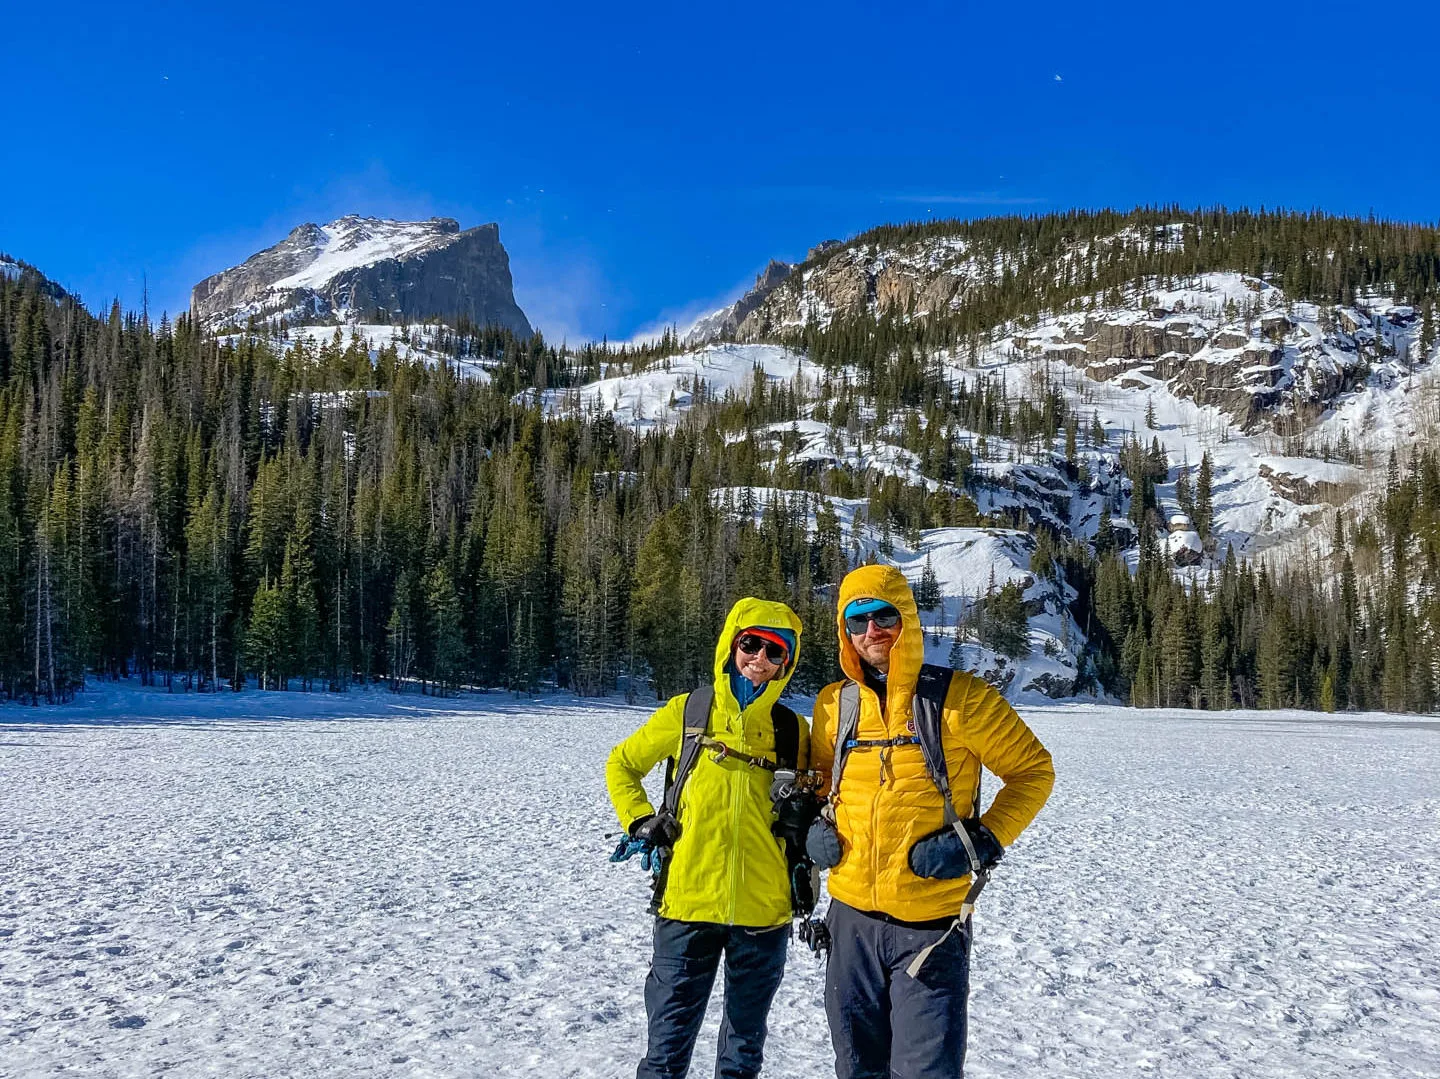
[3,0,1438,342]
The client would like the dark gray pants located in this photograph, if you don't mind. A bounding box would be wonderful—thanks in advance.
[824,900,972,1079]
[637,917,789,1079]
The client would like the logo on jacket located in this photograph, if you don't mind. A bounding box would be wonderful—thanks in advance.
[906,718,916,734]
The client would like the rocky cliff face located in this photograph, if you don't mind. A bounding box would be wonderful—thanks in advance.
[722,229,1420,431]
[191,216,532,337]
[731,237,985,340]
[1013,277,1414,431]
[684,259,795,344]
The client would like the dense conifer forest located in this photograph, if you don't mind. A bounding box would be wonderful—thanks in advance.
[3,207,1439,710]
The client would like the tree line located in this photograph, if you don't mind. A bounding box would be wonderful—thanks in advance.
[3,204,1438,711]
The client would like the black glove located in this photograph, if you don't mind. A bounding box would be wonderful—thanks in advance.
[790,860,819,917]
[805,815,843,869]
[771,791,822,847]
[908,819,1004,880]
[630,812,683,848]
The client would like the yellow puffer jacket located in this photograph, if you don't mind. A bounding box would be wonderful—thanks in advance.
[606,598,808,928]
[812,564,1054,922]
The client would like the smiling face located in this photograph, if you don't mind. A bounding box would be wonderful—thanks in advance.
[732,630,790,687]
[734,643,781,687]
[848,617,900,673]
[737,645,783,685]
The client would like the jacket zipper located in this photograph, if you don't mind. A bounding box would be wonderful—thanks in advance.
[868,685,883,910]
[727,709,745,922]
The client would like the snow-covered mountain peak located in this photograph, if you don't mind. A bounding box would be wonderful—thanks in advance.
[269,216,464,292]
[191,216,531,338]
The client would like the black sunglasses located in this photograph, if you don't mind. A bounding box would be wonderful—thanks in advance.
[844,609,902,635]
[736,634,788,665]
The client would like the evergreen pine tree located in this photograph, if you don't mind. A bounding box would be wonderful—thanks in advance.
[423,561,465,693]
[1175,466,1194,522]
[1195,452,1214,539]
[247,575,287,691]
[915,555,942,611]
[980,581,1030,659]
[387,568,418,690]
[632,509,686,699]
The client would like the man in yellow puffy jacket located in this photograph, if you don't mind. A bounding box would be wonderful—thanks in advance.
[806,565,1054,1079]
[606,597,809,1079]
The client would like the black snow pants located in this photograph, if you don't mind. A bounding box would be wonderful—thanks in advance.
[824,899,972,1079]
[636,916,789,1079]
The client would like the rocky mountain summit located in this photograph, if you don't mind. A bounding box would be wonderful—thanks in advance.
[684,241,842,345]
[684,259,793,344]
[190,216,532,337]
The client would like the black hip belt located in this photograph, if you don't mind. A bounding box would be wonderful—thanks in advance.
[838,900,966,933]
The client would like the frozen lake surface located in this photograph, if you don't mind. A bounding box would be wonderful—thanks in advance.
[2,684,1438,1077]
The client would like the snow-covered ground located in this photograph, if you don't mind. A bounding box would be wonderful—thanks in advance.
[4,683,1437,1078]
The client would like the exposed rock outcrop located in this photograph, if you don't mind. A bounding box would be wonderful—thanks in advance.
[191,216,532,337]
[685,259,794,344]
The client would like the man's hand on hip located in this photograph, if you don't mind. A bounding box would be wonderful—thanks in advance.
[908,819,1004,879]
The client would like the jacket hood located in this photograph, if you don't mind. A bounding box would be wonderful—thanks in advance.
[837,564,924,727]
[712,597,803,718]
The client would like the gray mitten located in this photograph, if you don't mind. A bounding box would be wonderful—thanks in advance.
[805,815,843,869]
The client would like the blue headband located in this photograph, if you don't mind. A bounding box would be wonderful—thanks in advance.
[844,597,899,619]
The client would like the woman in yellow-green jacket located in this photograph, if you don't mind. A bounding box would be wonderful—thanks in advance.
[606,597,811,1079]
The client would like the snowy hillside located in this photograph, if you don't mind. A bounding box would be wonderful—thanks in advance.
[718,487,1089,700]
[218,320,496,380]
[1015,271,1426,432]
[4,686,1437,1077]
[541,343,812,428]
[542,292,1437,571]
[964,272,1440,567]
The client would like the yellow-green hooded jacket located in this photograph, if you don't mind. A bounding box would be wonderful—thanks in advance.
[606,598,808,928]
[813,564,1054,922]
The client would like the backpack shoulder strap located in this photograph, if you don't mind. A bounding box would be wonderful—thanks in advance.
[912,664,968,825]
[651,686,714,916]
[661,686,714,819]
[829,680,862,796]
[770,702,799,771]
